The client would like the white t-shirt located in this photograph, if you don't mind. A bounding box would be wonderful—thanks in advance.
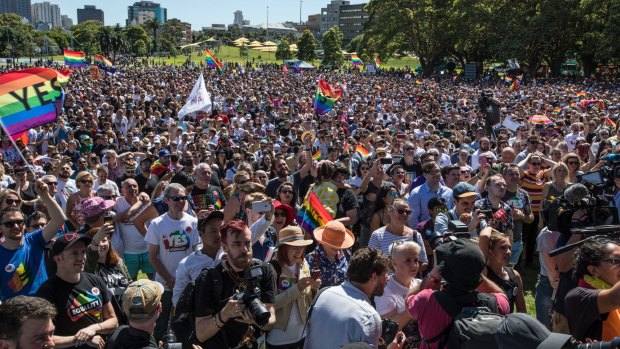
[56,178,77,212]
[375,276,422,316]
[144,212,200,289]
[172,248,224,305]
[115,197,150,254]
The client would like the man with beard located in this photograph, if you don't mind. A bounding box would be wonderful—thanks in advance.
[265,156,301,199]
[134,157,158,196]
[190,163,226,213]
[194,220,276,349]
[304,248,389,349]
[435,182,487,237]
[470,137,492,172]
[54,159,77,211]
[145,183,200,341]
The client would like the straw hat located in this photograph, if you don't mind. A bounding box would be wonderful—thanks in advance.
[313,221,355,249]
[277,226,313,248]
[301,130,315,144]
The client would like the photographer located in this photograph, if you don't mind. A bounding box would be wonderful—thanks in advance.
[565,237,620,341]
[478,92,501,137]
[434,183,486,238]
[194,220,276,349]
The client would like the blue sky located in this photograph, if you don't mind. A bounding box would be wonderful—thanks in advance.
[54,0,367,28]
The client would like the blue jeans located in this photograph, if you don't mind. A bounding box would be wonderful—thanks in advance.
[535,275,553,329]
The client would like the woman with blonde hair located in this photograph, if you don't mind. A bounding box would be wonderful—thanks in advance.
[539,162,570,230]
[561,153,582,184]
[66,171,97,229]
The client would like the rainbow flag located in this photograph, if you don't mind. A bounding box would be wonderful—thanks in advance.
[553,106,562,114]
[214,199,223,209]
[576,91,587,97]
[0,68,72,136]
[374,56,381,69]
[510,79,520,91]
[415,79,422,85]
[93,54,116,73]
[295,192,334,236]
[504,76,513,83]
[205,49,223,74]
[63,49,87,67]
[313,79,343,115]
[580,99,605,109]
[404,73,412,79]
[356,145,370,157]
[312,150,321,161]
[570,101,577,107]
[350,54,364,66]
[605,118,616,130]
[11,131,28,145]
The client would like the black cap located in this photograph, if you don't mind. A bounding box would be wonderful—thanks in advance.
[197,210,225,230]
[170,171,195,187]
[50,233,92,258]
[496,313,573,349]
[435,239,485,291]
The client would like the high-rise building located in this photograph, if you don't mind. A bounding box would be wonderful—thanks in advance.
[320,0,347,34]
[61,14,73,29]
[32,2,61,29]
[233,10,243,26]
[338,2,368,45]
[180,21,192,45]
[127,1,167,26]
[320,0,368,46]
[77,5,104,24]
[0,0,32,23]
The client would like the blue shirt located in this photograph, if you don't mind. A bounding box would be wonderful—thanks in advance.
[408,182,453,227]
[0,229,47,300]
[305,245,349,287]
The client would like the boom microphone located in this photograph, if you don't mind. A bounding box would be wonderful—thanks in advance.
[564,184,589,204]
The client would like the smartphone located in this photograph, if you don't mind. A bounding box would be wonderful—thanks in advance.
[380,158,393,165]
[311,269,321,279]
[252,200,271,213]
[104,215,113,223]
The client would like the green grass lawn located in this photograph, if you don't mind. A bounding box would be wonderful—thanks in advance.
[50,45,420,69]
[521,265,538,316]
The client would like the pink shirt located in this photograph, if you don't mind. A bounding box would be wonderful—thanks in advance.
[407,289,510,349]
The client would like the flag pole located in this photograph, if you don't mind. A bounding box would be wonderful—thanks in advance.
[0,124,37,178]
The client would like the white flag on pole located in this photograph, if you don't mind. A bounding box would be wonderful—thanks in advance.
[178,73,212,118]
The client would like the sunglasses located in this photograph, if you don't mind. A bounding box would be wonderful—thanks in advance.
[274,212,288,218]
[280,189,293,195]
[44,181,58,186]
[166,195,188,202]
[389,191,399,199]
[2,219,24,228]
[4,199,20,205]
[80,179,93,184]
[435,207,448,213]
[60,232,79,242]
[396,208,412,215]
[567,161,579,165]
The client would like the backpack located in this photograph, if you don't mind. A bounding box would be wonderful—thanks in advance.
[170,266,224,348]
[422,291,504,349]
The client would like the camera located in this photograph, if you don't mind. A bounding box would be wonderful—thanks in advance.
[428,220,471,250]
[161,329,182,349]
[232,265,271,327]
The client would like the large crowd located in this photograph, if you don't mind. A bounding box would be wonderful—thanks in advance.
[0,60,620,349]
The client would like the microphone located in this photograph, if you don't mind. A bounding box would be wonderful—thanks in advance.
[564,184,589,204]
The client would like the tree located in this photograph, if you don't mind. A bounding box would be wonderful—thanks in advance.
[364,0,454,76]
[125,25,149,54]
[72,20,102,54]
[321,26,345,68]
[297,29,317,62]
[160,19,186,49]
[133,39,148,56]
[276,39,293,60]
[0,13,35,59]
[346,35,364,54]
[143,18,161,54]
[46,27,70,51]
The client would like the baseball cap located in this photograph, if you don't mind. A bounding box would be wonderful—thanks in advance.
[158,149,171,157]
[122,279,164,320]
[50,233,92,258]
[81,196,116,218]
[452,182,477,199]
[197,210,224,230]
[496,313,573,349]
[435,239,485,291]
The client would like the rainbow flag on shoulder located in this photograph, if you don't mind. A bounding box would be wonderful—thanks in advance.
[350,53,364,66]
[63,49,87,67]
[205,49,223,75]
[295,192,334,236]
[313,79,343,115]
[0,68,72,136]
[94,54,116,73]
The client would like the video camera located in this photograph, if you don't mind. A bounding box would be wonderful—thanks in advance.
[232,265,271,327]
[428,220,471,250]
[572,336,620,348]
[546,181,618,234]
[577,154,620,195]
[161,329,182,349]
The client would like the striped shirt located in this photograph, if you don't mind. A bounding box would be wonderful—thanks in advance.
[368,226,428,264]
[520,171,545,213]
